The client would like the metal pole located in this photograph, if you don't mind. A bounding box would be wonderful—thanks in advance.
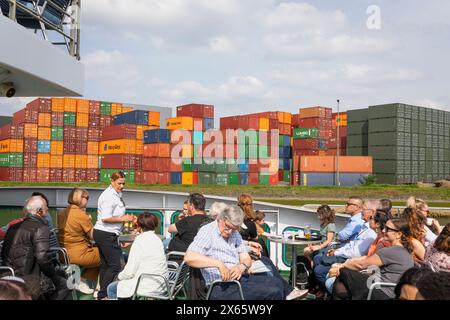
[336,99,341,186]
[8,0,17,20]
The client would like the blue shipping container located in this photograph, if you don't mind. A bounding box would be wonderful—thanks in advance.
[113,110,149,125]
[170,172,182,184]
[283,135,290,147]
[37,140,51,153]
[238,162,249,172]
[283,158,290,171]
[143,129,170,144]
[300,172,368,186]
[283,146,291,158]
[193,131,203,145]
[203,118,214,130]
[239,173,248,185]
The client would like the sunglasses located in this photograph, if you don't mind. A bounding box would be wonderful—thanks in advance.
[346,203,358,207]
[383,225,400,233]
[82,196,89,200]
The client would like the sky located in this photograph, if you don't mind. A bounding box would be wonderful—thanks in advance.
[1,0,450,118]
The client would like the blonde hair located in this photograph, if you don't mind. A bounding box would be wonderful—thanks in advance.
[68,188,89,207]
[407,196,427,211]
[237,194,256,221]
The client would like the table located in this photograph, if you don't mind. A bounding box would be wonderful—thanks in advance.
[118,233,165,244]
[267,234,322,288]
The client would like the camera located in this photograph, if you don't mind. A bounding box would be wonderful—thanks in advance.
[0,82,16,98]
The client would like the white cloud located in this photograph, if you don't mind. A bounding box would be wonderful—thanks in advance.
[209,36,235,53]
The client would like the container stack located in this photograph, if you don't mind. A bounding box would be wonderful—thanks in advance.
[346,108,369,156]
[299,156,373,186]
[100,110,160,184]
[0,123,24,181]
[141,129,171,184]
[326,112,347,156]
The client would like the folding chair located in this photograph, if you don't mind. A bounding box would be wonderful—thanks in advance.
[367,282,396,300]
[206,280,245,300]
[0,266,15,277]
[48,246,78,300]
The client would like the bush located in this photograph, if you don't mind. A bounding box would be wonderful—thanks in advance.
[360,174,377,186]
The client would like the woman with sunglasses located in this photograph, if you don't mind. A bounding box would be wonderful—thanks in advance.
[331,218,415,300]
[407,196,442,244]
[58,188,100,294]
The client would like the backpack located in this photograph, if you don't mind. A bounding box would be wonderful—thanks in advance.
[295,261,310,290]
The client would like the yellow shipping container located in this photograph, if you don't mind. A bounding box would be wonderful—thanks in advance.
[268,159,279,174]
[87,141,99,155]
[38,113,51,127]
[182,172,194,185]
[259,118,269,131]
[63,155,76,168]
[37,154,50,168]
[121,106,133,114]
[0,139,23,153]
[38,127,51,140]
[64,98,77,112]
[50,155,63,168]
[51,98,65,112]
[99,139,137,155]
[111,103,123,116]
[166,117,193,131]
[75,155,87,168]
[77,99,90,114]
[76,113,89,127]
[148,111,160,127]
[283,112,292,124]
[50,141,63,155]
[87,155,99,169]
[24,124,38,138]
[181,145,193,158]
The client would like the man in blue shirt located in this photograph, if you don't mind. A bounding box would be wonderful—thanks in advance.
[337,197,365,242]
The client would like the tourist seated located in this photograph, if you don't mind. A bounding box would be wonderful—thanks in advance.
[1,196,70,300]
[336,197,365,242]
[400,207,426,264]
[58,188,100,294]
[312,200,378,289]
[304,205,336,260]
[424,223,449,272]
[237,194,258,242]
[107,213,169,300]
[168,193,209,253]
[31,192,59,251]
[394,266,432,300]
[184,205,308,300]
[415,270,450,300]
[0,278,32,300]
[331,218,415,300]
[254,210,269,257]
[407,196,442,244]
[379,198,393,215]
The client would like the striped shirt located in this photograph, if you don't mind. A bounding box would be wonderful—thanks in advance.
[187,220,248,285]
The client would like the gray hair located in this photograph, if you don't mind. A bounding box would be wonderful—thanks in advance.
[218,205,244,227]
[208,202,228,220]
[364,200,381,212]
[25,196,46,216]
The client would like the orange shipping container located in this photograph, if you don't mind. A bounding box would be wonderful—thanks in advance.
[300,156,372,173]
[50,155,63,168]
[51,98,65,112]
[37,154,50,168]
[76,113,89,127]
[182,172,194,185]
[111,103,123,116]
[87,155,99,169]
[259,118,269,131]
[148,111,160,127]
[64,98,77,112]
[50,141,63,155]
[77,99,90,114]
[143,143,170,158]
[38,127,51,140]
[0,139,23,153]
[166,117,193,131]
[24,124,38,138]
[38,113,51,127]
[99,139,137,155]
[121,106,133,114]
[299,106,331,119]
[87,141,99,155]
[277,112,292,125]
[136,125,152,140]
[75,155,87,168]
[63,154,76,168]
[136,140,143,154]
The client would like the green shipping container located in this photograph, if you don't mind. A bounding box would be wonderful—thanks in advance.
[283,170,291,182]
[199,172,215,184]
[100,169,135,183]
[51,127,64,140]
[100,102,112,115]
[182,159,193,172]
[293,128,319,139]
[228,173,239,185]
[259,173,269,186]
[216,173,228,185]
[0,153,23,167]
[347,108,368,122]
[64,112,76,126]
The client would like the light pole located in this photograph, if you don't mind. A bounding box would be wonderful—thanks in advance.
[336,99,341,187]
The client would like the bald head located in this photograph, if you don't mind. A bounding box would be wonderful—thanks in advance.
[362,200,380,222]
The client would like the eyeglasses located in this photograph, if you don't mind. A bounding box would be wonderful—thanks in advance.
[346,203,358,207]
[222,220,240,232]
[383,225,400,233]
[82,196,89,200]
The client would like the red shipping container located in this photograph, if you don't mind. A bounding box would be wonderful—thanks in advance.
[291,171,300,186]
[27,98,52,113]
[49,168,63,182]
[143,144,170,158]
[23,138,37,153]
[76,127,88,140]
[142,158,157,171]
[280,124,291,135]
[134,170,143,184]
[247,111,279,120]
[0,124,24,140]
[12,107,38,125]
[88,128,100,141]
[248,172,260,185]
[292,114,300,127]
[86,169,99,182]
[89,101,101,115]
[100,115,112,128]
[51,112,64,127]
[268,119,278,130]
[157,172,170,184]
[220,116,239,129]
[63,168,75,182]
[88,114,100,128]
[176,103,214,118]
[269,173,278,185]
[64,127,77,139]
[23,168,37,182]
[64,139,77,154]
[298,117,332,129]
[156,158,171,172]
[293,149,320,156]
[102,124,137,140]
[37,168,50,182]
[102,154,141,169]
[23,152,38,168]
[142,172,158,184]
[76,141,87,154]
[325,149,346,156]
[169,158,182,172]
[237,117,259,130]
[74,169,87,182]
[193,118,204,131]
[0,168,23,181]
